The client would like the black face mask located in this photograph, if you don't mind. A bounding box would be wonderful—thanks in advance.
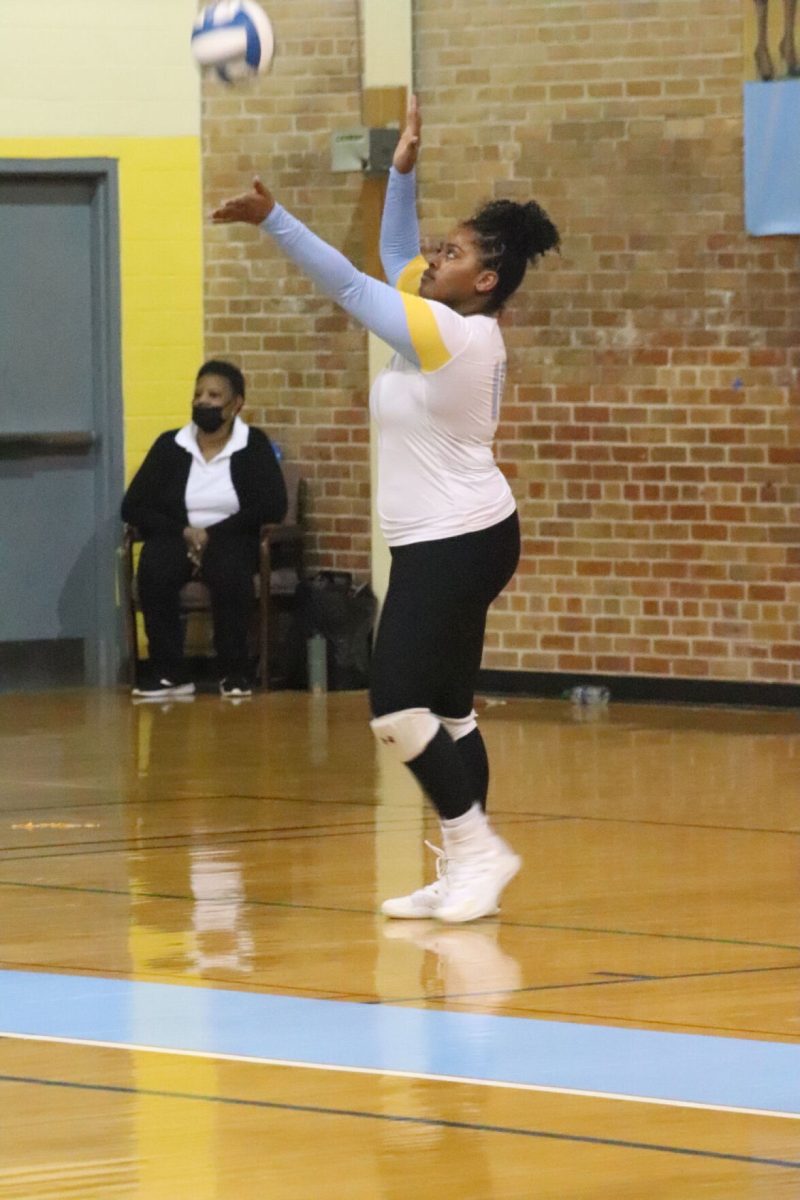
[192,404,227,434]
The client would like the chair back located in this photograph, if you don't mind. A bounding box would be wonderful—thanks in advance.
[280,461,304,526]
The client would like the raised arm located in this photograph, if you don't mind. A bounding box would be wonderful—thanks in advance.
[212,178,469,373]
[379,96,423,286]
[263,202,428,364]
[380,169,422,288]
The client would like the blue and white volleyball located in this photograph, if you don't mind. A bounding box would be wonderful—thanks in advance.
[191,1,274,82]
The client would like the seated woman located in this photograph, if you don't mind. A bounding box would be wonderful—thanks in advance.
[122,359,287,699]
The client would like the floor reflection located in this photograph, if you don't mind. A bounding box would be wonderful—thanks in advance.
[383,921,522,1003]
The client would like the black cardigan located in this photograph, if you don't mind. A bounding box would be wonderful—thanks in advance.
[121,425,287,538]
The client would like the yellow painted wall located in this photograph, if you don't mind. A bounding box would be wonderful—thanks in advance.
[0,136,204,476]
[0,0,204,477]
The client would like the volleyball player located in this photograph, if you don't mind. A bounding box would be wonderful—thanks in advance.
[212,97,560,922]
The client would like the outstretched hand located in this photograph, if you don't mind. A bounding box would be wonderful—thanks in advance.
[212,177,275,225]
[393,94,421,174]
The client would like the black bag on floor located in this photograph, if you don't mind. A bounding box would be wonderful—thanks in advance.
[298,571,377,690]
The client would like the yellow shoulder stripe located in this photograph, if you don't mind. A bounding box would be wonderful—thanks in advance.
[400,292,452,372]
[396,255,428,296]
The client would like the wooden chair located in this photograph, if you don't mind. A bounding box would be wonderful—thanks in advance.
[121,462,306,690]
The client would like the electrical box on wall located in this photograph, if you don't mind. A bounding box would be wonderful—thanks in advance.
[331,127,400,176]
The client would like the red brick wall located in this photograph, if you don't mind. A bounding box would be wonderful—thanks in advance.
[202,0,800,685]
[202,0,371,577]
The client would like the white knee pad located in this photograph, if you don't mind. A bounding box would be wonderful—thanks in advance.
[437,710,478,742]
[370,708,440,763]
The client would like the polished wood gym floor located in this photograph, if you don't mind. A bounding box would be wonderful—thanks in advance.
[0,688,798,1197]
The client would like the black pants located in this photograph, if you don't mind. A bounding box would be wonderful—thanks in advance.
[137,533,257,679]
[370,511,520,720]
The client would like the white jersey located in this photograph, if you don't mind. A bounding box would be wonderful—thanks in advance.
[370,312,514,544]
[261,167,515,546]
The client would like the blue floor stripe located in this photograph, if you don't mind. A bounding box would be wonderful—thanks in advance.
[1,970,799,1116]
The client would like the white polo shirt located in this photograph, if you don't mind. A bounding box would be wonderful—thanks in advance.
[175,416,249,528]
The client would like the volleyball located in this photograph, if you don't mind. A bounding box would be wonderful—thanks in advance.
[191,1,274,82]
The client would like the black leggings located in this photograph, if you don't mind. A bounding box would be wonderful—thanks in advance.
[370,510,520,720]
[138,532,257,678]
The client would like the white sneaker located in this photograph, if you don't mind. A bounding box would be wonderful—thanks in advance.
[219,674,253,698]
[436,835,521,925]
[381,842,451,919]
[132,677,195,699]
[381,840,503,920]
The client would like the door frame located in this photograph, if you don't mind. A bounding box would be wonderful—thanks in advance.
[0,158,123,686]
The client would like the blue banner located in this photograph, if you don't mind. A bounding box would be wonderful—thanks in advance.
[744,82,800,234]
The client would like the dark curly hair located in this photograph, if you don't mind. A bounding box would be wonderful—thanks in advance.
[196,359,245,400]
[464,198,560,313]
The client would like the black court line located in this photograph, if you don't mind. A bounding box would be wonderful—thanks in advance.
[489,811,800,840]
[0,816,570,862]
[1,876,799,954]
[3,788,800,837]
[3,804,799,864]
[0,826,425,861]
[0,812,563,857]
[499,915,800,953]
[0,817,390,856]
[545,812,800,839]
[595,970,657,978]
[0,1073,797,1170]
[378,961,800,1008]
[0,791,382,817]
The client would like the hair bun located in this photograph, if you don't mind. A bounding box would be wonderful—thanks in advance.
[489,200,560,263]
[466,195,560,310]
[520,200,560,261]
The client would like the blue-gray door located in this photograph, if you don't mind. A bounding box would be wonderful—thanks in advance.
[0,162,123,690]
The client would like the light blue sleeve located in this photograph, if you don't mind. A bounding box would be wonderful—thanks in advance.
[379,167,421,286]
[261,203,421,367]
